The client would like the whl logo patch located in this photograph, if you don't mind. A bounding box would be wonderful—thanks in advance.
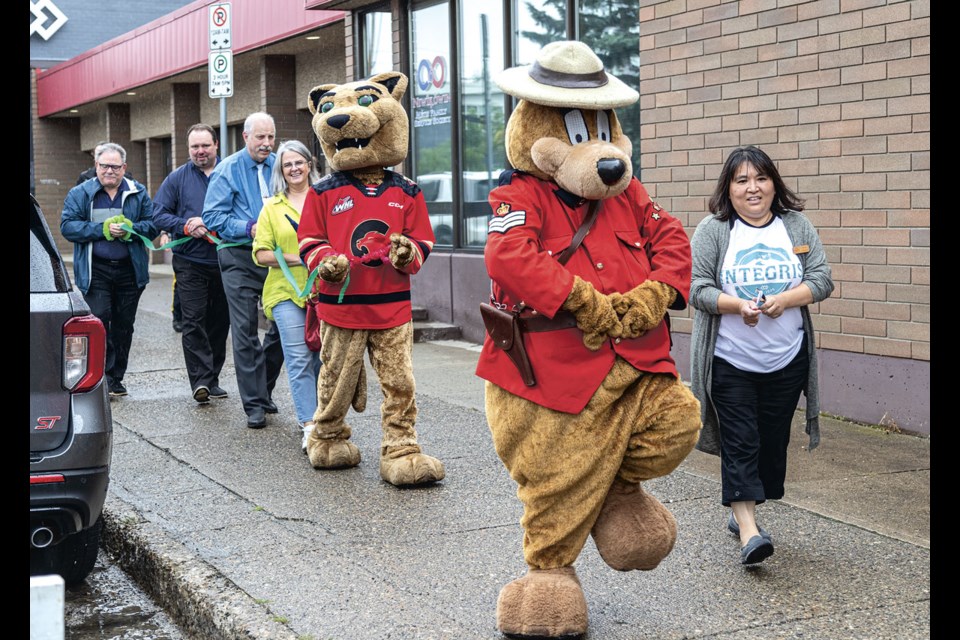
[332,196,355,215]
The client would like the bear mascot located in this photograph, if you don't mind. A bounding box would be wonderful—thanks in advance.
[297,71,445,487]
[475,41,703,637]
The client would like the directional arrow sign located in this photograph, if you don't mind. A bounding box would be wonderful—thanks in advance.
[209,2,231,50]
[208,50,234,98]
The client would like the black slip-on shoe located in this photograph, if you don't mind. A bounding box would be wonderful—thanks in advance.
[108,380,128,397]
[740,535,774,565]
[208,385,228,399]
[247,410,267,429]
[193,386,210,404]
[264,400,278,414]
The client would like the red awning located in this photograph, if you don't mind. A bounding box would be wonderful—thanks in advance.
[36,0,343,117]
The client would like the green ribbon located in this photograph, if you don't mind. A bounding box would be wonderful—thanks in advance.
[120,223,349,303]
[120,222,252,251]
[272,246,320,300]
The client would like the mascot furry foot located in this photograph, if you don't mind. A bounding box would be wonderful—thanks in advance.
[307,433,362,469]
[591,479,677,571]
[496,567,588,639]
[380,444,445,486]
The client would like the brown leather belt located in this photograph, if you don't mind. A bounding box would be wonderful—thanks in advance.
[517,310,578,333]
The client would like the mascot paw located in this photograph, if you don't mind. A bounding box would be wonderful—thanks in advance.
[379,445,445,486]
[496,567,588,639]
[307,437,361,469]
[591,480,677,571]
[612,281,676,339]
[318,255,350,283]
[389,233,416,268]
[562,276,621,350]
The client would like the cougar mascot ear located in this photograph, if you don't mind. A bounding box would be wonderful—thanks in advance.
[306,71,410,176]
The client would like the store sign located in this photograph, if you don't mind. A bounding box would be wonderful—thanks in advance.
[30,0,68,41]
[412,55,451,129]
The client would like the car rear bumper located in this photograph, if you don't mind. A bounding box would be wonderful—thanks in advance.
[30,465,109,547]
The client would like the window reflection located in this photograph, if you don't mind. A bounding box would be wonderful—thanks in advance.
[459,4,505,248]
[579,0,641,177]
[515,0,566,65]
[411,2,454,245]
[361,9,393,76]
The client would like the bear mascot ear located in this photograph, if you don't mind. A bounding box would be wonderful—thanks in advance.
[494,40,640,201]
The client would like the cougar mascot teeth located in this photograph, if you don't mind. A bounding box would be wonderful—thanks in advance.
[475,41,703,638]
[297,71,444,487]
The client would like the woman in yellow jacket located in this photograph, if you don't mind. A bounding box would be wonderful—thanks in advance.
[253,140,321,452]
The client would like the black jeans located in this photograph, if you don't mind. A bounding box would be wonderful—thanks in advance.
[173,254,230,391]
[84,258,145,385]
[711,335,809,507]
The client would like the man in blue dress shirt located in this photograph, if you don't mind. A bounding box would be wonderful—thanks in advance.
[202,112,285,429]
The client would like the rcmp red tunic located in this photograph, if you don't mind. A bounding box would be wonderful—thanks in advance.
[298,170,434,330]
[475,172,692,414]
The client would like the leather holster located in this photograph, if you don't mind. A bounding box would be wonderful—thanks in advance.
[480,303,536,387]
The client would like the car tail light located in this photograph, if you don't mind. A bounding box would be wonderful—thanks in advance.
[63,315,106,393]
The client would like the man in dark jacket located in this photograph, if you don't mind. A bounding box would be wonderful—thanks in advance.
[152,123,231,405]
[61,142,157,397]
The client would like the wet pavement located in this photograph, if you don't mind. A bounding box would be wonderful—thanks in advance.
[93,262,929,640]
[64,550,186,639]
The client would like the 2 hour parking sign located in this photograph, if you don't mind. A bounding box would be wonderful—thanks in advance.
[208,50,233,98]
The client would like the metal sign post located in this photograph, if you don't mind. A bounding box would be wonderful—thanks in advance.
[208,2,232,154]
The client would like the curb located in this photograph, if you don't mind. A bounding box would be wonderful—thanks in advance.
[101,495,298,640]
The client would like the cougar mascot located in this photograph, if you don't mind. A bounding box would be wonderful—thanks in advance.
[476,41,702,637]
[298,71,444,487]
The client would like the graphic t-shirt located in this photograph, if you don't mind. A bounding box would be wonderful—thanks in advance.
[715,214,804,373]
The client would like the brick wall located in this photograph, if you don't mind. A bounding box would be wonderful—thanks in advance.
[638,0,929,364]
[262,55,314,146]
[30,69,88,257]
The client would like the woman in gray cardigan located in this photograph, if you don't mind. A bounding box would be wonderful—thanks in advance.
[689,146,834,565]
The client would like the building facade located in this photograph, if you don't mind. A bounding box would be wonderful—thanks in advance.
[30,0,930,434]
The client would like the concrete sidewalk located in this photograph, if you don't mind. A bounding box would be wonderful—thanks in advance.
[100,266,930,639]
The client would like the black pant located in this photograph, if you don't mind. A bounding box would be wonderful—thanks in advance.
[173,254,230,391]
[711,335,809,506]
[84,258,145,385]
[217,245,284,416]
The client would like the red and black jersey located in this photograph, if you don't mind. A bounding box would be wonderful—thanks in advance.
[298,170,435,330]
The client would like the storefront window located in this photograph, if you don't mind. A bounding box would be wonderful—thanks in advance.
[410,1,454,245]
[459,3,505,249]
[360,8,393,76]
[515,0,566,65]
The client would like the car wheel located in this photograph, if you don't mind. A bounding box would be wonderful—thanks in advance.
[31,517,102,586]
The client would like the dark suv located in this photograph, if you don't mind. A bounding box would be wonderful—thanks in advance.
[30,194,112,585]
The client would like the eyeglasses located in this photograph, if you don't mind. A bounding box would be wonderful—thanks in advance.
[281,160,308,171]
[98,163,124,172]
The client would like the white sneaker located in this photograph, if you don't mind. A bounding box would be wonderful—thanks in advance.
[300,422,313,454]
